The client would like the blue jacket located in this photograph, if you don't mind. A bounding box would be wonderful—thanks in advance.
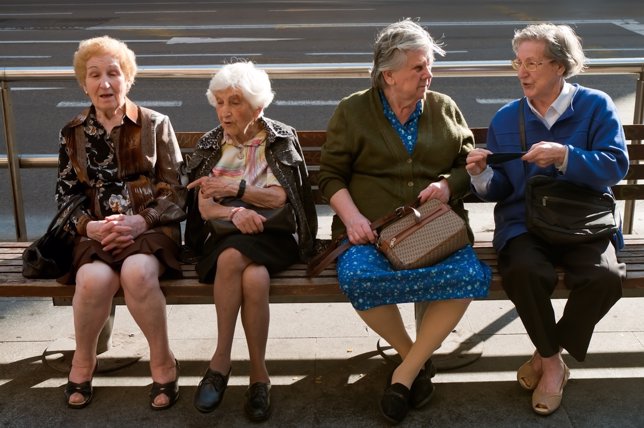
[473,84,629,251]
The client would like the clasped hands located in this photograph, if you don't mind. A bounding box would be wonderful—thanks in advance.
[86,214,148,255]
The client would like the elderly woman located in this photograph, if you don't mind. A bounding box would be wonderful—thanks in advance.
[184,61,317,422]
[57,36,186,410]
[318,19,490,424]
[466,24,628,415]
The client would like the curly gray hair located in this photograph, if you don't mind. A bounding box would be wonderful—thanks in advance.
[370,19,445,89]
[205,61,274,112]
[512,23,586,78]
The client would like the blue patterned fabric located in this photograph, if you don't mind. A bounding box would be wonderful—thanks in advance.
[336,243,491,311]
[379,90,422,155]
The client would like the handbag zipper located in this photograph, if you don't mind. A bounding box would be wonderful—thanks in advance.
[542,195,612,209]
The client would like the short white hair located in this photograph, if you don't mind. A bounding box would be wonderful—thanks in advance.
[205,61,274,111]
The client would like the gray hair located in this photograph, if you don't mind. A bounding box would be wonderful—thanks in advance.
[371,19,445,89]
[512,23,586,78]
[205,61,274,111]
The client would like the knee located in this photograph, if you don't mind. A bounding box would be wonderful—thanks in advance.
[241,265,270,303]
[217,248,247,273]
[75,264,117,300]
[120,259,160,296]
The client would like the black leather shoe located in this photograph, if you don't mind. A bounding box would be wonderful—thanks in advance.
[193,367,230,413]
[244,382,272,422]
[380,382,410,424]
[409,359,436,409]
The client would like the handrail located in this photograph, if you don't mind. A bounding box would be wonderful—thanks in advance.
[2,59,644,240]
[2,58,644,80]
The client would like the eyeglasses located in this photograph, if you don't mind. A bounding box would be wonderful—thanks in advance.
[511,59,554,72]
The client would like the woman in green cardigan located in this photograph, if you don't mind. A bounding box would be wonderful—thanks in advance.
[318,19,490,424]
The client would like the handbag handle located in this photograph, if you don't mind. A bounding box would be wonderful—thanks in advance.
[306,201,421,277]
[48,195,87,237]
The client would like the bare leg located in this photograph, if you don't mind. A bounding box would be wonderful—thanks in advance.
[240,263,271,384]
[68,261,120,405]
[209,248,250,374]
[392,299,471,387]
[120,254,176,408]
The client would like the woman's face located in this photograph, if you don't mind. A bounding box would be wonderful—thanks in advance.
[213,87,262,142]
[514,40,565,108]
[384,49,432,103]
[84,54,129,115]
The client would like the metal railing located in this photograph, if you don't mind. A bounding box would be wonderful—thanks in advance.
[2,59,644,240]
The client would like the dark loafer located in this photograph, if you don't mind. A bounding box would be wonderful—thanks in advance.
[244,382,272,422]
[380,382,410,424]
[409,359,436,409]
[194,367,231,413]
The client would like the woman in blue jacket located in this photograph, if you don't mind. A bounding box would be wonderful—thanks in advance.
[466,23,628,416]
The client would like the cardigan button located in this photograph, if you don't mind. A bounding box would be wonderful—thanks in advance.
[407,181,414,187]
[406,158,412,164]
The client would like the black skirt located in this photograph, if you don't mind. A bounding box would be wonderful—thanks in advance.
[195,231,299,284]
[57,230,182,285]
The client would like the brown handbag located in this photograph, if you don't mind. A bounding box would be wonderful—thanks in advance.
[376,199,470,270]
[307,199,469,276]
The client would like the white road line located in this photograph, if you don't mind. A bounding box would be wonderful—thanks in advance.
[167,37,300,44]
[11,87,64,91]
[0,55,51,59]
[0,12,72,16]
[87,19,636,31]
[137,53,262,57]
[615,21,644,37]
[273,100,338,106]
[476,98,514,105]
[115,10,217,14]
[586,48,644,52]
[57,101,182,108]
[269,8,374,12]
[0,40,165,44]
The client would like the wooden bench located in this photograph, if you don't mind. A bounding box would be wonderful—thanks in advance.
[1,125,644,304]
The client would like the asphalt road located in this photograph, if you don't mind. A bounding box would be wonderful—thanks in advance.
[1,0,643,238]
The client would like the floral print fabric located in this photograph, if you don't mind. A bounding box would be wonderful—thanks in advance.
[336,243,491,310]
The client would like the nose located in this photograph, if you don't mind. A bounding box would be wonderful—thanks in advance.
[99,78,111,89]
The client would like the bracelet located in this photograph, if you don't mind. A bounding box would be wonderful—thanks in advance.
[236,179,246,199]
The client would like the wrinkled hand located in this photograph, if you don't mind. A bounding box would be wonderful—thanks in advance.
[231,207,267,234]
[466,148,492,176]
[86,214,147,255]
[418,178,450,204]
[345,212,376,245]
[187,175,236,200]
[522,142,566,168]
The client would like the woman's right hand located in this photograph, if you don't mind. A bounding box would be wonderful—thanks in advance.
[466,148,492,176]
[86,219,135,254]
[345,213,376,245]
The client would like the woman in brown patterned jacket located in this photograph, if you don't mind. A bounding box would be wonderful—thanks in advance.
[56,36,186,410]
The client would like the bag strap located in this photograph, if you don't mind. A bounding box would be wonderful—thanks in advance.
[306,203,419,277]
[48,195,87,236]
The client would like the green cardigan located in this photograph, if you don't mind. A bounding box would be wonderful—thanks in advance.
[319,88,474,240]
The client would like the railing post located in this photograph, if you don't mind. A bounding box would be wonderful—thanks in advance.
[622,70,644,234]
[1,81,27,241]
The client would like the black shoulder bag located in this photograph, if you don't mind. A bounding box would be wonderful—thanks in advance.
[520,98,618,244]
[22,195,87,279]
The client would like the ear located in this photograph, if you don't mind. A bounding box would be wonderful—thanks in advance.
[253,107,264,120]
[382,70,395,86]
[83,86,88,95]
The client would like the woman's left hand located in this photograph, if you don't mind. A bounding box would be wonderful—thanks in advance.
[418,179,450,204]
[100,214,148,254]
[231,207,266,234]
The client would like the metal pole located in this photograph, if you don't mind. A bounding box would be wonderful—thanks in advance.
[622,70,644,234]
[1,81,27,241]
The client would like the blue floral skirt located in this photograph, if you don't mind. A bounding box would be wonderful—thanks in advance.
[336,243,491,310]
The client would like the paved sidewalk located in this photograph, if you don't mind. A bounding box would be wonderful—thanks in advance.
[1,203,643,427]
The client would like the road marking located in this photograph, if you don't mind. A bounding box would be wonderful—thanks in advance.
[0,40,165,44]
[586,48,644,52]
[273,100,338,106]
[269,8,374,12]
[615,21,644,37]
[137,53,262,57]
[115,10,217,14]
[476,98,514,105]
[87,19,637,31]
[57,101,183,108]
[0,12,72,16]
[167,37,300,44]
[11,87,63,91]
[306,50,468,56]
[0,55,51,59]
